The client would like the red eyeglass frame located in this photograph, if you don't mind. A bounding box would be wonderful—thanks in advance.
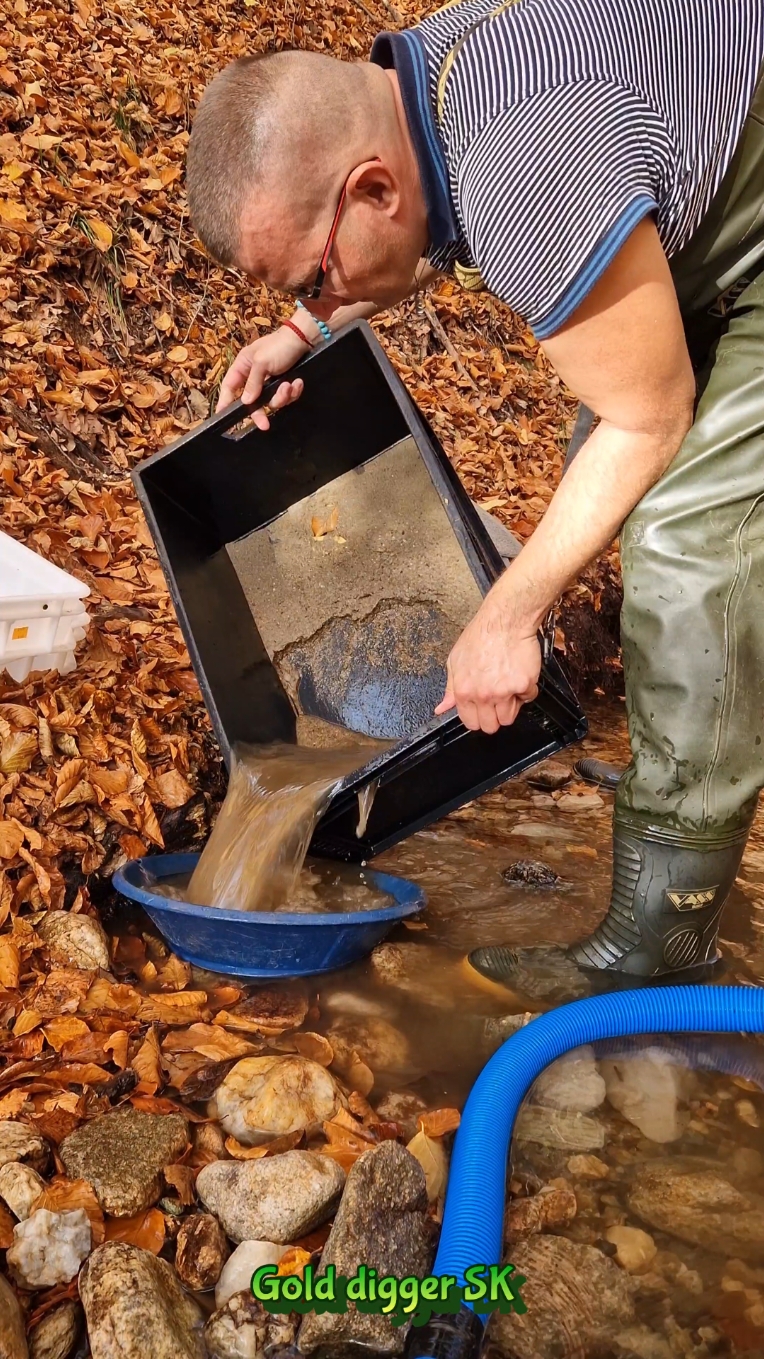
[293,157,381,300]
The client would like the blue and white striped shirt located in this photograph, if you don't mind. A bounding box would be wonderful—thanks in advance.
[371,0,764,338]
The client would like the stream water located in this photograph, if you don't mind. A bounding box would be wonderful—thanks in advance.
[123,697,764,1355]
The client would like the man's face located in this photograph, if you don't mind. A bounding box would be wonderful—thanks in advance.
[237,161,426,315]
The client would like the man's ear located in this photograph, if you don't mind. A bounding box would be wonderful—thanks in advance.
[351,160,398,213]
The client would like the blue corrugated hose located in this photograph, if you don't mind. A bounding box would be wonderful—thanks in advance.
[406,985,764,1359]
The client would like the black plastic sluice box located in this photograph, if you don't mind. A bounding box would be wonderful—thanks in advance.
[132,321,587,861]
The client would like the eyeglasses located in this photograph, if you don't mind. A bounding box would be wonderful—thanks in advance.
[291,158,381,300]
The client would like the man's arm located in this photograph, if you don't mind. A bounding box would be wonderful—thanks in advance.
[436,216,696,733]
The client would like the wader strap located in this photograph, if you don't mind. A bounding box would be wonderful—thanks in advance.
[670,59,764,317]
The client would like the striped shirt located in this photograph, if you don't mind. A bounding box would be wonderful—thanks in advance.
[371,0,764,339]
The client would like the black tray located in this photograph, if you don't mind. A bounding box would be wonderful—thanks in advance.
[132,321,586,860]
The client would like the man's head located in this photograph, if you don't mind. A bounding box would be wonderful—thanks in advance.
[186,50,428,311]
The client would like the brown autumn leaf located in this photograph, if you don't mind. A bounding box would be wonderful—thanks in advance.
[103,1030,130,1069]
[0,821,24,860]
[153,768,194,808]
[310,505,339,539]
[138,991,209,1025]
[212,986,308,1036]
[162,1023,259,1062]
[154,954,192,992]
[104,1208,165,1254]
[224,1129,304,1160]
[0,1088,32,1119]
[0,730,38,774]
[132,1027,164,1095]
[43,1016,90,1051]
[418,1108,461,1138]
[0,936,20,990]
[80,978,142,1017]
[34,968,94,1017]
[0,1203,16,1249]
[163,1163,197,1205]
[291,1032,334,1066]
[0,704,38,729]
[277,1247,313,1278]
[32,1177,105,1244]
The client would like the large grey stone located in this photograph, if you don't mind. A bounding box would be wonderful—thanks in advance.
[298,1141,434,1356]
[0,1273,28,1359]
[60,1108,188,1217]
[531,1046,606,1114]
[196,1151,344,1244]
[628,1163,764,1259]
[78,1242,206,1359]
[488,1234,636,1359]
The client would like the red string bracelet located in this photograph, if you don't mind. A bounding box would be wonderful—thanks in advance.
[282,318,314,348]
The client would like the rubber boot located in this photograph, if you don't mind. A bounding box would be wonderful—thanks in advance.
[567,822,750,977]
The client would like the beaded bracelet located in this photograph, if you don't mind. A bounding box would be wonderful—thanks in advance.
[296,299,332,344]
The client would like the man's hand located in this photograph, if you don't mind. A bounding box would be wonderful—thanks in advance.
[217,327,309,427]
[435,597,541,732]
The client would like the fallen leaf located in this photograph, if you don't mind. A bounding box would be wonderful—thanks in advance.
[35,968,93,1017]
[32,1178,105,1245]
[43,1016,90,1051]
[0,1203,15,1249]
[310,505,339,539]
[418,1108,461,1138]
[138,991,209,1025]
[0,937,20,990]
[0,731,38,774]
[132,1026,164,1095]
[104,1208,164,1253]
[0,822,24,862]
[406,1130,448,1203]
[277,1247,312,1278]
[103,1030,129,1069]
[224,1129,303,1160]
[162,1023,259,1062]
[163,1163,196,1205]
[291,1032,334,1066]
[153,768,194,808]
[0,1089,32,1119]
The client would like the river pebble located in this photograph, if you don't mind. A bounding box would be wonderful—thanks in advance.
[197,1151,344,1244]
[0,1164,46,1221]
[210,1056,343,1146]
[79,1242,206,1359]
[35,912,109,972]
[605,1225,657,1273]
[28,1300,81,1359]
[60,1108,188,1217]
[214,1241,290,1309]
[7,1209,90,1289]
[174,1214,229,1292]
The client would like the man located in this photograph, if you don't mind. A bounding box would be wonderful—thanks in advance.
[186,0,764,981]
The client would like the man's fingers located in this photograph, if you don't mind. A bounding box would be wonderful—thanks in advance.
[495,698,519,727]
[434,690,456,715]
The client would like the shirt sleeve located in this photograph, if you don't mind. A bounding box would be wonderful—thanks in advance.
[457,78,668,337]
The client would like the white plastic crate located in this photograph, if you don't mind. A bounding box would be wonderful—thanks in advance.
[0,530,91,683]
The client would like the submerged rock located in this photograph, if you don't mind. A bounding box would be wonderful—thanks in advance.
[374,1091,428,1141]
[35,912,109,972]
[60,1108,188,1217]
[79,1242,206,1359]
[628,1163,764,1260]
[515,1105,606,1151]
[0,1163,46,1221]
[326,1016,410,1078]
[215,1241,290,1310]
[174,1213,229,1292]
[0,1273,28,1359]
[298,1141,434,1356]
[7,1208,91,1289]
[601,1049,695,1143]
[205,1292,296,1359]
[210,1056,343,1147]
[606,1225,657,1274]
[506,1185,577,1239]
[196,1151,344,1244]
[0,1123,48,1173]
[502,860,561,887]
[28,1300,81,1359]
[532,1046,606,1114]
[525,761,571,791]
[488,1234,636,1359]
[369,943,453,1009]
